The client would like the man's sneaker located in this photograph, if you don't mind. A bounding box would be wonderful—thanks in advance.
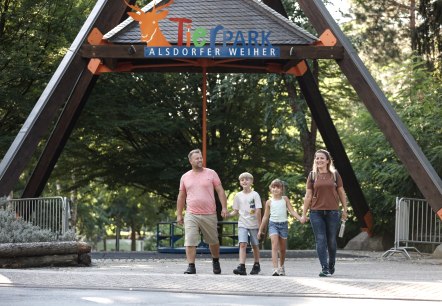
[329,263,335,275]
[250,263,261,275]
[184,264,196,274]
[278,266,285,276]
[319,268,331,277]
[233,264,247,275]
[272,268,279,276]
[212,260,221,274]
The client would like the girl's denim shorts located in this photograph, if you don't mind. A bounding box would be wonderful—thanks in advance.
[268,220,288,239]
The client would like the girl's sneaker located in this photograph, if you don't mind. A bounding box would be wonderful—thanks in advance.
[272,268,279,276]
[278,266,285,276]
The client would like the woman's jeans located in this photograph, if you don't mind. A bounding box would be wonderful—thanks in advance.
[310,210,340,269]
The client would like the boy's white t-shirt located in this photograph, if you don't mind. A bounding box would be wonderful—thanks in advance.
[232,190,262,229]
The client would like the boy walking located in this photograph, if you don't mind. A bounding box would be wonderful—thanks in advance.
[228,172,262,275]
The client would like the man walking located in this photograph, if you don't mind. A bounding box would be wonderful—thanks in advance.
[176,149,228,274]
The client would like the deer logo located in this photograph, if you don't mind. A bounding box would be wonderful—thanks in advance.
[124,0,174,46]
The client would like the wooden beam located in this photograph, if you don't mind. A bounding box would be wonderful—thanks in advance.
[297,0,442,214]
[21,71,97,197]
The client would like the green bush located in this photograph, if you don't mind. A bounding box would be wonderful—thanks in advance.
[0,209,76,243]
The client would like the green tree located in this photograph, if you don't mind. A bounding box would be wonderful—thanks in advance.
[351,0,442,71]
[343,56,441,234]
[0,0,94,156]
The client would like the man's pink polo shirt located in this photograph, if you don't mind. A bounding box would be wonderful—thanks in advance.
[179,168,221,214]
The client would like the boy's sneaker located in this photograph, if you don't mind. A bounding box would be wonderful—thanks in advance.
[212,260,221,274]
[184,264,196,274]
[233,264,247,275]
[278,266,285,276]
[250,263,261,275]
[272,268,279,276]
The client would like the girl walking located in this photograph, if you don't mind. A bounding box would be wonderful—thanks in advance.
[258,179,301,276]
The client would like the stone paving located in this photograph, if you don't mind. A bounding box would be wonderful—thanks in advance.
[0,251,441,301]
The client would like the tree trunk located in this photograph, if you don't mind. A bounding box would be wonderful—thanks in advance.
[131,226,136,251]
[0,241,91,258]
[284,74,317,176]
[0,254,79,268]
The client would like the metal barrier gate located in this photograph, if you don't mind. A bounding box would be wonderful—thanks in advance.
[1,196,71,235]
[382,197,442,259]
[156,221,248,253]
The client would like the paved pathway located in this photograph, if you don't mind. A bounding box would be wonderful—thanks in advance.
[0,251,441,302]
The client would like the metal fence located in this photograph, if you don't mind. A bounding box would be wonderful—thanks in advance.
[382,197,442,259]
[0,196,71,235]
[156,221,246,254]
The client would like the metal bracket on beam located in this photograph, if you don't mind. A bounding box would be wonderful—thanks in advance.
[286,60,308,76]
[87,58,112,75]
[87,28,107,46]
[316,29,338,46]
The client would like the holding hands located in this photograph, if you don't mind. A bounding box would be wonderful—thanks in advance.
[300,215,308,224]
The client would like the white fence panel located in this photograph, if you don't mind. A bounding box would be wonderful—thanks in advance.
[1,196,70,235]
[383,197,442,259]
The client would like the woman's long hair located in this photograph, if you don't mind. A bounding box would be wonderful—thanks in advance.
[312,149,336,174]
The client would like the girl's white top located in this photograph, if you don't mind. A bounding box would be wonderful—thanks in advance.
[269,198,287,222]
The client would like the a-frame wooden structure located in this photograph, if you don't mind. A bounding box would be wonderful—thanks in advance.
[1,0,441,233]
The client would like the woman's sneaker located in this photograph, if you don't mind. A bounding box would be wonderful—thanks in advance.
[319,267,331,277]
[233,264,247,275]
[250,263,261,275]
[329,263,335,275]
[272,268,279,276]
[278,266,285,276]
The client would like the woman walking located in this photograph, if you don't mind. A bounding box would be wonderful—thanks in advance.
[300,149,348,277]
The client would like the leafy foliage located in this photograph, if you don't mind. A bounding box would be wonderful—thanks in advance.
[0,0,94,157]
[0,209,76,243]
[342,56,442,234]
[351,0,442,72]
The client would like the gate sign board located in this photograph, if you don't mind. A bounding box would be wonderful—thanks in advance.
[122,0,280,58]
[105,0,316,58]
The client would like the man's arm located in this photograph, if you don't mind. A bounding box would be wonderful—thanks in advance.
[176,189,186,225]
[214,184,228,218]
